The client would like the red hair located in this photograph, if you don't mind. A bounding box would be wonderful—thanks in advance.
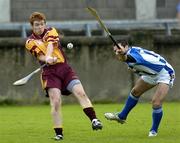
[29,12,46,25]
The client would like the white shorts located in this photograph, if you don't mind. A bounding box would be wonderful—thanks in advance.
[141,68,175,88]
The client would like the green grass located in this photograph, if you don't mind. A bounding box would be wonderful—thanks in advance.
[0,103,180,143]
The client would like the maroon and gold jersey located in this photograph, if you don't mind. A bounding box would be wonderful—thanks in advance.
[25,27,66,63]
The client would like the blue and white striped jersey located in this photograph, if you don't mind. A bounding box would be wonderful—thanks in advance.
[126,46,174,76]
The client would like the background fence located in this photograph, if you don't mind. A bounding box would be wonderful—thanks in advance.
[0,31,179,104]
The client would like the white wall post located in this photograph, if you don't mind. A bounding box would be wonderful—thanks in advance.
[135,0,156,20]
[0,0,10,22]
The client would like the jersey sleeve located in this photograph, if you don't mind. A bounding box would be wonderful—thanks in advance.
[25,39,42,57]
[44,27,60,45]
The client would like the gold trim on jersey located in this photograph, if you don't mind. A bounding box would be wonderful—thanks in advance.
[26,27,65,63]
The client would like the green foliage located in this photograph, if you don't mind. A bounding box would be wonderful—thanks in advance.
[0,103,180,143]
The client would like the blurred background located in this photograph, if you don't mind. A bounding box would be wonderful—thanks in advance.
[0,0,180,105]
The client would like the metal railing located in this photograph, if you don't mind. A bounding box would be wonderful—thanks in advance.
[0,19,179,38]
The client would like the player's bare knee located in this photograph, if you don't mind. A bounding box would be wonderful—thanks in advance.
[51,99,61,110]
[51,105,60,116]
[74,90,86,98]
[151,99,162,108]
[131,88,141,97]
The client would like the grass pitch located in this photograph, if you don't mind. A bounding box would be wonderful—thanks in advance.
[0,103,180,143]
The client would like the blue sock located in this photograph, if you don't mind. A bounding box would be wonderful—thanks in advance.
[150,107,163,133]
[118,93,139,120]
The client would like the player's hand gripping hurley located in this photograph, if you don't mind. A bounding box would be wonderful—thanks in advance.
[86,7,120,49]
[13,64,46,86]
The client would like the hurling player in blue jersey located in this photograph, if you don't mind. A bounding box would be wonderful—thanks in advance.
[104,40,175,137]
